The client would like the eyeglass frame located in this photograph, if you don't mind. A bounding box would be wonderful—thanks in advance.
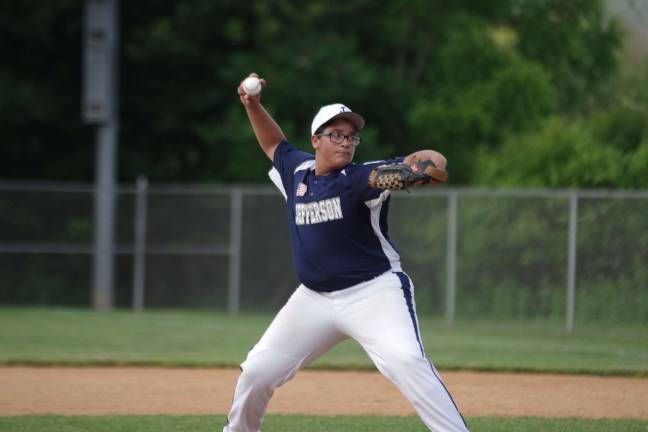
[316,131,361,146]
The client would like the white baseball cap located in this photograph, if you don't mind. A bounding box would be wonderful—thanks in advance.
[310,103,365,136]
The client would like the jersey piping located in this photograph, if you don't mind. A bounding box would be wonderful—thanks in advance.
[366,191,402,272]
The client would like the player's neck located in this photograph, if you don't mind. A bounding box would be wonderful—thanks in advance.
[314,160,334,177]
[314,166,332,176]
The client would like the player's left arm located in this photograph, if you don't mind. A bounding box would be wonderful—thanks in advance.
[366,149,449,191]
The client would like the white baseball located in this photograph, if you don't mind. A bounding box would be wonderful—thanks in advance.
[242,76,261,96]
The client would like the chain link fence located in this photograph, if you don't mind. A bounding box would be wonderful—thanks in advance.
[1,180,647,329]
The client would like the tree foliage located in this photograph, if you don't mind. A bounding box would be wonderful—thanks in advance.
[511,0,623,113]
[477,62,648,188]
[2,0,644,188]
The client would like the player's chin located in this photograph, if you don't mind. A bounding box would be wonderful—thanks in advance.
[333,152,353,166]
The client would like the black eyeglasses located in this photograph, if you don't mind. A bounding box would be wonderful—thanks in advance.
[317,131,361,146]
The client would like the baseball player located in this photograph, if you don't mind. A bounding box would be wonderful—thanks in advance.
[223,73,468,432]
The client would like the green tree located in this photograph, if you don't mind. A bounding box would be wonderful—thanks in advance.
[0,0,628,185]
[0,0,94,180]
[475,62,648,189]
[408,15,556,183]
[510,0,623,113]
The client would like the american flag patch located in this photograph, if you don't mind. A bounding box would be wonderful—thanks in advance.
[296,183,308,196]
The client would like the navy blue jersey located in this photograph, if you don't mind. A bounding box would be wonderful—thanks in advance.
[269,140,404,292]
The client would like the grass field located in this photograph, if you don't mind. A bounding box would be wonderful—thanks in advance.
[2,307,647,431]
[1,307,647,375]
[0,415,647,432]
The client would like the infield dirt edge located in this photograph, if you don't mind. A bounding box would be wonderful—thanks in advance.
[1,367,647,419]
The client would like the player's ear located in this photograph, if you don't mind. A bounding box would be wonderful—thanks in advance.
[311,135,320,150]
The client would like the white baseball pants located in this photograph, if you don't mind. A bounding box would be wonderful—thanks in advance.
[223,271,468,432]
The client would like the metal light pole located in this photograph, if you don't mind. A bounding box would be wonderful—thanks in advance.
[83,0,120,309]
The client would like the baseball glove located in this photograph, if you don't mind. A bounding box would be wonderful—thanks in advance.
[368,159,448,190]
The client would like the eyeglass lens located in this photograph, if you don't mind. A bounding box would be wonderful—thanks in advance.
[327,131,360,145]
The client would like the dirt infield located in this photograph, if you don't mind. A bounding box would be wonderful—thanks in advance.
[1,367,647,419]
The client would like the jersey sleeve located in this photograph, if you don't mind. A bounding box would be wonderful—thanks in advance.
[273,140,314,179]
[269,140,314,198]
[351,157,405,207]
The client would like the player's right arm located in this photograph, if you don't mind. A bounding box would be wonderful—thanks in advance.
[238,73,286,161]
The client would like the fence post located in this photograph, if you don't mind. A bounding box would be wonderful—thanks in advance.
[228,188,243,314]
[446,191,458,326]
[566,190,578,334]
[132,175,148,311]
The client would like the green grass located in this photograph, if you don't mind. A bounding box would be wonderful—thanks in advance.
[0,415,647,432]
[1,307,647,375]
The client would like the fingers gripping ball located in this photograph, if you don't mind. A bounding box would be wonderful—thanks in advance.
[368,159,449,190]
[242,77,262,95]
